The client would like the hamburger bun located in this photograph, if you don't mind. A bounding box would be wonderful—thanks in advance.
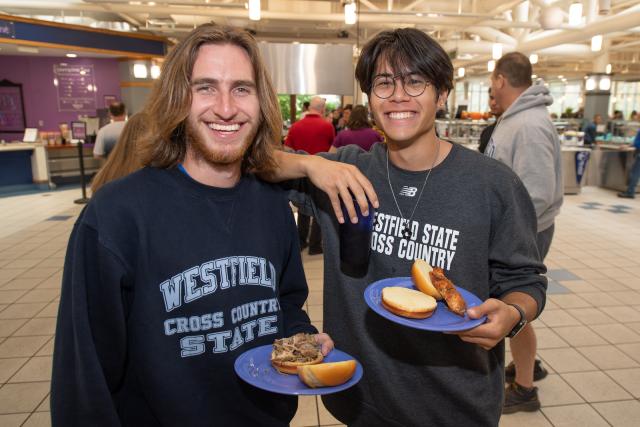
[272,353,324,375]
[381,286,437,319]
[411,259,442,300]
[298,360,357,388]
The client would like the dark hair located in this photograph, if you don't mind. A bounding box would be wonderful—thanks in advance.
[355,28,453,98]
[302,101,310,110]
[140,24,281,174]
[108,102,126,117]
[346,105,371,130]
[343,104,353,111]
[494,52,532,88]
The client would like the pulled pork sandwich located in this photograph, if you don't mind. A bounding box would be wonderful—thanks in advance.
[271,333,323,374]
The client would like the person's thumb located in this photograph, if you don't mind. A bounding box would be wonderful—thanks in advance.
[466,299,496,319]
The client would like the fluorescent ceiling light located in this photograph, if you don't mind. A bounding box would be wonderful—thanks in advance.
[605,63,612,74]
[66,53,77,58]
[17,46,39,54]
[249,0,261,21]
[488,60,495,72]
[133,63,148,79]
[344,1,357,25]
[457,67,465,78]
[591,34,603,52]
[529,53,538,64]
[569,2,583,26]
[150,64,161,79]
[492,43,502,60]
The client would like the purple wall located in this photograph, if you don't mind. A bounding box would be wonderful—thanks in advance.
[0,55,121,141]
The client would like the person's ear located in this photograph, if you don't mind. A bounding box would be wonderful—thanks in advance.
[436,91,448,109]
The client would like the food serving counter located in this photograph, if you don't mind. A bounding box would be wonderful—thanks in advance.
[590,144,637,193]
[0,142,49,190]
[45,144,100,186]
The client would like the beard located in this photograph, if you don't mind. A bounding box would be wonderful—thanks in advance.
[186,121,257,167]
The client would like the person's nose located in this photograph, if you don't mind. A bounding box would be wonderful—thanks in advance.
[213,90,238,120]
[389,77,410,101]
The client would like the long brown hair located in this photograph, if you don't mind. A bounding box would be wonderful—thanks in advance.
[140,24,281,174]
[91,112,148,194]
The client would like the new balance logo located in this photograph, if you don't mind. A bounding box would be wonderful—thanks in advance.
[399,186,418,197]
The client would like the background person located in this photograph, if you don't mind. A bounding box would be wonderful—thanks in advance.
[93,102,127,159]
[583,114,603,146]
[618,128,640,199]
[329,104,383,152]
[90,112,148,194]
[478,87,503,154]
[285,96,335,255]
[52,24,333,427]
[487,51,563,414]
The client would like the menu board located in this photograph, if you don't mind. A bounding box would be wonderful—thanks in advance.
[54,64,97,112]
[0,80,26,133]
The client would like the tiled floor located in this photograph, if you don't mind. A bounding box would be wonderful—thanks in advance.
[0,186,638,426]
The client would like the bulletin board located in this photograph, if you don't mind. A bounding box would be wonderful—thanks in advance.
[0,79,27,133]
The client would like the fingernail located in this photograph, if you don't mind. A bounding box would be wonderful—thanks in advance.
[338,217,344,224]
[351,216,358,223]
[363,209,369,216]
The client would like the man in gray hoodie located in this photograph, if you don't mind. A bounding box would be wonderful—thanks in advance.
[487,52,563,414]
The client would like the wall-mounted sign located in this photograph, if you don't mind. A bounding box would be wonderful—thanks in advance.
[53,64,97,112]
[0,20,15,39]
[0,79,27,133]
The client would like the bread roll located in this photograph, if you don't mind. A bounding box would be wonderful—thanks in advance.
[411,259,443,300]
[381,286,437,319]
[298,360,357,388]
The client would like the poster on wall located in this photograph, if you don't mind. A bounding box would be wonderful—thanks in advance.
[0,79,27,133]
[53,64,97,112]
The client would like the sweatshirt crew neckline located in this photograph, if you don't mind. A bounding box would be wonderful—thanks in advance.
[167,166,248,199]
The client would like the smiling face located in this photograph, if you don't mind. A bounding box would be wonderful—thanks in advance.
[369,59,445,148]
[186,43,260,167]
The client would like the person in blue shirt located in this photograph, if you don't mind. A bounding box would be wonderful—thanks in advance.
[582,114,603,146]
[618,129,640,198]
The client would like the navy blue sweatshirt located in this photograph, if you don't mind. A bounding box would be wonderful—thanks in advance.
[51,167,316,427]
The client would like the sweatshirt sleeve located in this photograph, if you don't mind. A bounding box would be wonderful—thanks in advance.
[488,175,548,318]
[278,202,318,337]
[51,214,130,426]
[510,126,558,220]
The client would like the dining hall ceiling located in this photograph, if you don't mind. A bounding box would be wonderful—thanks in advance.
[0,0,639,79]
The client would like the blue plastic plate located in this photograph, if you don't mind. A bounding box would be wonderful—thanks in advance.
[364,277,487,332]
[234,344,363,395]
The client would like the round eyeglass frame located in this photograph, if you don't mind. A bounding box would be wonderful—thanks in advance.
[371,74,430,99]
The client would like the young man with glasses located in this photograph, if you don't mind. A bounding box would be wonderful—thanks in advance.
[267,28,546,426]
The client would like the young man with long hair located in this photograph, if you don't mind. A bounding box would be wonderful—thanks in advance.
[52,24,334,427]
[269,28,547,426]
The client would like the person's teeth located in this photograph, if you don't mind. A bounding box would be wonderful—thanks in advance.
[209,123,240,131]
[388,112,414,119]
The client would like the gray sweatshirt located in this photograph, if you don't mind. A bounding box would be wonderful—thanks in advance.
[289,143,546,427]
[485,82,563,232]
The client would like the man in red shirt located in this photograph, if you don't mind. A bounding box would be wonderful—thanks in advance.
[285,96,335,254]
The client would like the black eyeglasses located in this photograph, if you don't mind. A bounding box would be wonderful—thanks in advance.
[372,73,430,99]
